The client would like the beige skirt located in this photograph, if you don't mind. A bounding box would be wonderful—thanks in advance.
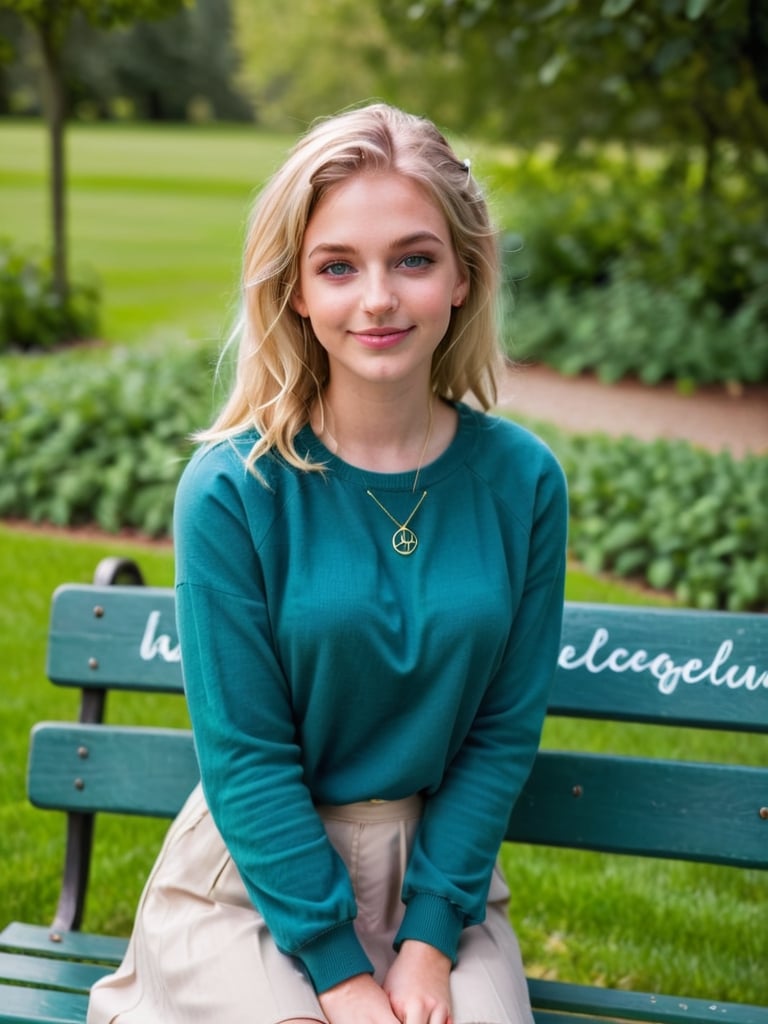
[87,784,533,1024]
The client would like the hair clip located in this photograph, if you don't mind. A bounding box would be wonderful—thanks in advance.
[462,158,472,185]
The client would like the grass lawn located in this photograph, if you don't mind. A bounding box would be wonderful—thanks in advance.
[0,121,291,345]
[1,119,766,1006]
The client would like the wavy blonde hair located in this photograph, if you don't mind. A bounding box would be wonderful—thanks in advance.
[198,103,504,473]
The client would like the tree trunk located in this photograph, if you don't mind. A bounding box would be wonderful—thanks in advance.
[38,22,68,303]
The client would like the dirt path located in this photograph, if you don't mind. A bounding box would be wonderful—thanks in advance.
[496,364,768,458]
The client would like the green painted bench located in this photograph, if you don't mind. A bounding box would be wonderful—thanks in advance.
[1,557,767,1024]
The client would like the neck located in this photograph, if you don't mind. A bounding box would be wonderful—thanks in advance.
[313,385,437,475]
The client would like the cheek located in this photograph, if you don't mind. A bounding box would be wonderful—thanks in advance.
[313,293,347,323]
[419,280,459,325]
[298,283,352,330]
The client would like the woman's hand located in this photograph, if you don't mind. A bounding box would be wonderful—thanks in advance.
[383,940,453,1024]
[319,972,400,1024]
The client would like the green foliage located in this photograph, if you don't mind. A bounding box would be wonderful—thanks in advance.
[74,0,251,123]
[0,238,100,351]
[2,0,248,123]
[549,431,768,612]
[0,343,220,535]
[232,0,445,131]
[0,0,187,36]
[380,0,768,195]
[507,277,768,387]
[494,154,768,385]
[498,162,768,320]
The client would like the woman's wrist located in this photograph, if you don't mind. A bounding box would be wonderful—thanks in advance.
[397,938,452,973]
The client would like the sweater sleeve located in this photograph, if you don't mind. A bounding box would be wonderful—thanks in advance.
[174,446,373,994]
[394,444,569,960]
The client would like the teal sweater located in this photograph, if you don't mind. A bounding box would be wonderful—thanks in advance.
[174,402,568,994]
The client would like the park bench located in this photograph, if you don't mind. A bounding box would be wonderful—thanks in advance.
[1,556,767,1024]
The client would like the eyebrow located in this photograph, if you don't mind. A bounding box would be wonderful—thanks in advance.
[307,231,446,261]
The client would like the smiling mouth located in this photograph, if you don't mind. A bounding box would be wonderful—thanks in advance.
[351,327,413,348]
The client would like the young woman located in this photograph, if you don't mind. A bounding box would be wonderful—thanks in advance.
[88,103,568,1024]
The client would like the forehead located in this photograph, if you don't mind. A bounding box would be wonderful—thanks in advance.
[304,171,451,243]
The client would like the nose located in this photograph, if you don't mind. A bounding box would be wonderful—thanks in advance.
[361,270,397,315]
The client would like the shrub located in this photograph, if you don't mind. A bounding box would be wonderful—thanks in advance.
[549,431,768,612]
[0,343,221,535]
[493,156,768,313]
[490,155,768,385]
[0,240,100,352]
[505,274,768,387]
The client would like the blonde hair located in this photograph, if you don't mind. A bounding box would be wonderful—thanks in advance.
[199,103,504,473]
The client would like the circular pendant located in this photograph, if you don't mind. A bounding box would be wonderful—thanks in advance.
[392,527,418,556]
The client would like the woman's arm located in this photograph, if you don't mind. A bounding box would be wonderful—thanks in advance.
[174,446,373,993]
[395,448,569,961]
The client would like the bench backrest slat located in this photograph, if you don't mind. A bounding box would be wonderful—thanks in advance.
[46,588,768,731]
[47,585,182,693]
[507,750,768,868]
[27,725,768,868]
[28,724,199,819]
[551,603,768,730]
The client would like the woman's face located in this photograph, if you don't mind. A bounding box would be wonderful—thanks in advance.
[292,171,468,395]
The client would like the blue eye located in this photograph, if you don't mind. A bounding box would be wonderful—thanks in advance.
[401,254,432,269]
[322,261,353,276]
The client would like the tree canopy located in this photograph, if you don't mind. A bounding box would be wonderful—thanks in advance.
[379,0,768,193]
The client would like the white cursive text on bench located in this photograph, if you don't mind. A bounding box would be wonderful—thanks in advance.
[140,610,181,663]
[558,628,768,695]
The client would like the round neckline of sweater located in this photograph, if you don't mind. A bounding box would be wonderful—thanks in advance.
[297,401,480,492]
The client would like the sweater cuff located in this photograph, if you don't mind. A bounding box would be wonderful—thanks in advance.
[295,920,374,994]
[394,893,465,963]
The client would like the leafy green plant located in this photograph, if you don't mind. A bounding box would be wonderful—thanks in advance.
[0,343,220,534]
[551,432,768,612]
[505,274,768,387]
[493,155,768,386]
[494,158,768,316]
[0,239,100,351]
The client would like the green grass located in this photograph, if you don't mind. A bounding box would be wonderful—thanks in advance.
[0,121,292,345]
[1,120,766,1006]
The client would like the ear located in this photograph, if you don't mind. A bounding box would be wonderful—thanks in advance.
[290,292,309,318]
[452,273,469,309]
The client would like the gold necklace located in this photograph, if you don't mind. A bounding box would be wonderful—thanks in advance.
[365,400,434,556]
[365,488,428,556]
[317,397,435,556]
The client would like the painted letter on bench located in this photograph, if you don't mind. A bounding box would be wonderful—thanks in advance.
[140,610,181,663]
[558,627,768,695]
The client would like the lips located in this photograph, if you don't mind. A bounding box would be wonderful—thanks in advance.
[350,326,413,349]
